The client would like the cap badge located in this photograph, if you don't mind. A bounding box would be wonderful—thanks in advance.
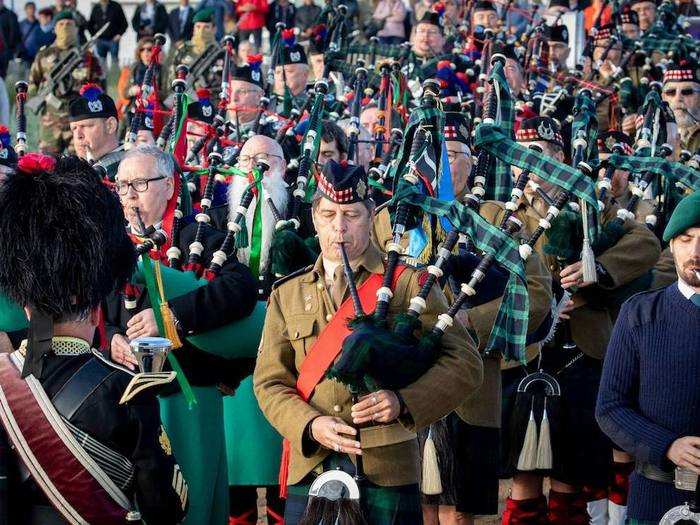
[290,51,301,63]
[202,105,213,117]
[537,121,555,141]
[88,99,103,113]
[356,179,366,200]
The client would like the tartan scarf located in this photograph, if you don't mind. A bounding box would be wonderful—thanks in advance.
[392,181,529,362]
[571,90,599,166]
[474,124,600,241]
[606,153,700,191]
[483,60,515,202]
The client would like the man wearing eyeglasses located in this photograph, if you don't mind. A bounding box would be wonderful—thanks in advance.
[227,56,277,142]
[106,144,258,524]
[662,61,700,156]
[68,83,125,182]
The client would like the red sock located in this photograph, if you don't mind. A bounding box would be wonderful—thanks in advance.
[502,496,548,525]
[582,484,608,501]
[548,490,589,525]
[609,462,634,506]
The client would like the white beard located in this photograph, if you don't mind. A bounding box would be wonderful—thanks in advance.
[227,169,289,273]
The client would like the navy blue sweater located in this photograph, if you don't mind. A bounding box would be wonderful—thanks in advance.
[596,284,700,521]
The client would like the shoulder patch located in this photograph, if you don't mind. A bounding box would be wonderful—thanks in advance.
[272,265,314,290]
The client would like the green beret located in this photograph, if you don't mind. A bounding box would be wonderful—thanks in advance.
[663,192,700,242]
[193,8,214,23]
[54,10,75,22]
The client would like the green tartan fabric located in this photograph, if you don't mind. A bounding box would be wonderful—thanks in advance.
[571,90,599,165]
[638,90,668,147]
[327,58,384,89]
[606,153,700,191]
[391,181,530,362]
[474,124,600,241]
[485,60,515,202]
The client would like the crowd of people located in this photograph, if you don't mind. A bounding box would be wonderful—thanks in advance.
[0,0,699,524]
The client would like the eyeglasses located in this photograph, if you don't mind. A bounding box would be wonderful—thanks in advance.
[237,152,283,165]
[231,88,262,97]
[416,28,441,37]
[664,87,700,97]
[114,176,167,195]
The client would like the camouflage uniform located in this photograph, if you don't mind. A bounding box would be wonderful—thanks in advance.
[168,42,225,100]
[28,45,104,155]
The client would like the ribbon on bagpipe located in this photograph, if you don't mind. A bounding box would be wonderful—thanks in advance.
[639,1,700,55]
[473,127,600,243]
[186,165,266,277]
[571,90,600,166]
[391,182,529,362]
[605,152,700,191]
[138,255,197,407]
[484,59,515,202]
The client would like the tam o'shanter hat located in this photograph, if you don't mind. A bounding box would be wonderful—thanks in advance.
[280,29,307,66]
[68,83,118,122]
[0,126,17,169]
[516,116,565,148]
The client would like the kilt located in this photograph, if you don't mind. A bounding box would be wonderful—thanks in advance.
[418,414,499,515]
[284,454,422,525]
[501,347,612,487]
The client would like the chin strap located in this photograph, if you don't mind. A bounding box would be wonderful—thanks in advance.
[22,311,53,379]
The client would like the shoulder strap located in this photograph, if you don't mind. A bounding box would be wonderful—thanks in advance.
[51,357,116,421]
[295,264,408,401]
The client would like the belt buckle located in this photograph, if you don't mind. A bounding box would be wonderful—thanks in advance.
[674,467,698,491]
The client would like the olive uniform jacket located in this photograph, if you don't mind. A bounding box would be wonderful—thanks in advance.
[372,203,553,429]
[516,195,661,360]
[253,244,484,487]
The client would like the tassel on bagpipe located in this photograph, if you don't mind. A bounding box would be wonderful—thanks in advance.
[126,33,166,150]
[206,160,270,279]
[185,36,236,165]
[288,79,329,227]
[157,65,189,150]
[14,81,28,157]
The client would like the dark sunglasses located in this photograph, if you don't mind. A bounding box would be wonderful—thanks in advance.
[664,87,700,97]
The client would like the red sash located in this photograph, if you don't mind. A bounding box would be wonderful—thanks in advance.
[0,352,137,524]
[278,265,407,497]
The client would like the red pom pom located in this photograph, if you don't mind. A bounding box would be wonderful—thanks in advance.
[0,125,9,135]
[79,83,103,96]
[339,159,348,168]
[18,153,56,174]
[196,87,211,100]
[437,60,453,71]
[247,53,263,65]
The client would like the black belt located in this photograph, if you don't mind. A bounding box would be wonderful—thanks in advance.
[637,462,674,484]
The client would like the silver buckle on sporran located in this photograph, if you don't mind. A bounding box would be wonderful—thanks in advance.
[119,337,177,404]
[659,468,700,524]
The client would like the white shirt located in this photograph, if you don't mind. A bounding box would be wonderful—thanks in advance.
[678,278,698,301]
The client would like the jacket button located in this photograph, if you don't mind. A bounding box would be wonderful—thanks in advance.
[326,314,333,321]
[316,282,324,290]
[333,405,342,413]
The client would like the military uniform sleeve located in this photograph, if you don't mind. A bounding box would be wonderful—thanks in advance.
[596,213,661,289]
[650,247,677,290]
[253,289,323,455]
[28,52,45,96]
[128,393,188,524]
[397,273,483,431]
[168,224,257,334]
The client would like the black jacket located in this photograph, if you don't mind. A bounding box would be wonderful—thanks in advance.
[132,2,169,40]
[89,0,129,40]
[2,351,187,524]
[103,221,257,390]
[167,6,194,43]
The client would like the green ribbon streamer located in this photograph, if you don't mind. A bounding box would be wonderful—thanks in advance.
[391,182,530,362]
[486,61,515,202]
[140,256,198,408]
[606,153,700,191]
[474,124,600,242]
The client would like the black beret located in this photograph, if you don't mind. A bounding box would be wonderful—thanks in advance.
[516,116,564,148]
[68,84,118,122]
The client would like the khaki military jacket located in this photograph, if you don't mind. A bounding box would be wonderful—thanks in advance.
[167,41,224,99]
[681,123,700,155]
[516,195,661,359]
[650,247,678,290]
[253,244,483,486]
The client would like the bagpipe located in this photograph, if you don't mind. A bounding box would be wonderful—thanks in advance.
[14,81,28,157]
[25,22,110,114]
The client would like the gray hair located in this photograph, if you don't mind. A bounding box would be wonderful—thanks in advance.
[118,145,174,179]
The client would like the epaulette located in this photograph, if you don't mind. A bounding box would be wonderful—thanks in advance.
[272,264,314,290]
[90,348,136,377]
